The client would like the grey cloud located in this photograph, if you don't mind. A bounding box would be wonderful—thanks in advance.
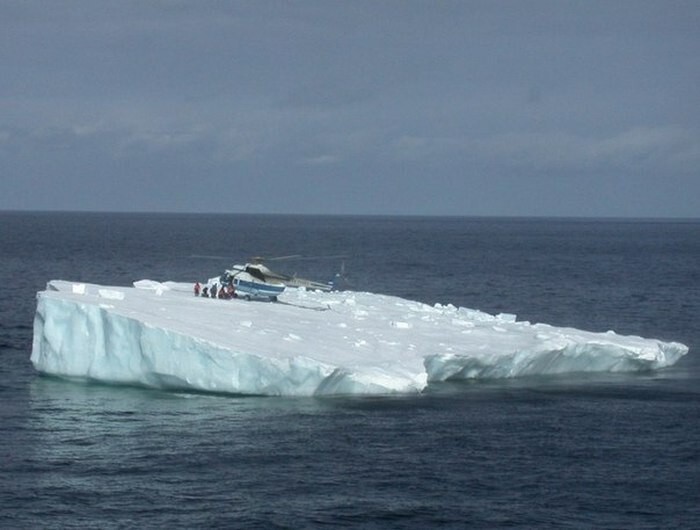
[1,1,698,216]
[393,127,700,174]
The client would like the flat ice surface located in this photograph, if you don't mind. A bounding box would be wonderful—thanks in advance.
[31,280,689,396]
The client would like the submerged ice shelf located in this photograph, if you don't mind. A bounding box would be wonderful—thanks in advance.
[31,280,688,396]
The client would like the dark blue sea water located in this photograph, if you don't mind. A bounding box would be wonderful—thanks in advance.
[1,212,699,528]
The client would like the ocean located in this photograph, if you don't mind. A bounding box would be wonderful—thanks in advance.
[1,212,698,528]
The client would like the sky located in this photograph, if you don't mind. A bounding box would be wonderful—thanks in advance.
[1,0,698,217]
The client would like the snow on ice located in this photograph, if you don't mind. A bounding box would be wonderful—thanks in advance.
[30,280,689,396]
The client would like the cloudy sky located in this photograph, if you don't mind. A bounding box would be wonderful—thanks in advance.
[1,1,698,217]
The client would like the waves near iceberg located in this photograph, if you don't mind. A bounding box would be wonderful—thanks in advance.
[30,280,688,396]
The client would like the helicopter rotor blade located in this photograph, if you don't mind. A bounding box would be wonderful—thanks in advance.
[251,254,348,263]
[284,254,350,261]
[250,254,303,263]
[267,254,304,262]
[189,254,235,261]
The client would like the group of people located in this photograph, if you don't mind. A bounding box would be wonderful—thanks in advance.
[193,281,236,300]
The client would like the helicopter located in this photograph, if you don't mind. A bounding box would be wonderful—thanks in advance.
[241,255,345,292]
[201,254,349,301]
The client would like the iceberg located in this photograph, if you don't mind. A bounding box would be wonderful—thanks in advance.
[31,280,688,396]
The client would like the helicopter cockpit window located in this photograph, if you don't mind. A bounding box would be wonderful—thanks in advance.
[246,266,266,282]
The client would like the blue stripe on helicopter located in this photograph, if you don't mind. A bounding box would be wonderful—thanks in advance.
[234,279,285,296]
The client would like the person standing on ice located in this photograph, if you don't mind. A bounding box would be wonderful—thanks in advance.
[211,284,218,299]
[194,282,201,296]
